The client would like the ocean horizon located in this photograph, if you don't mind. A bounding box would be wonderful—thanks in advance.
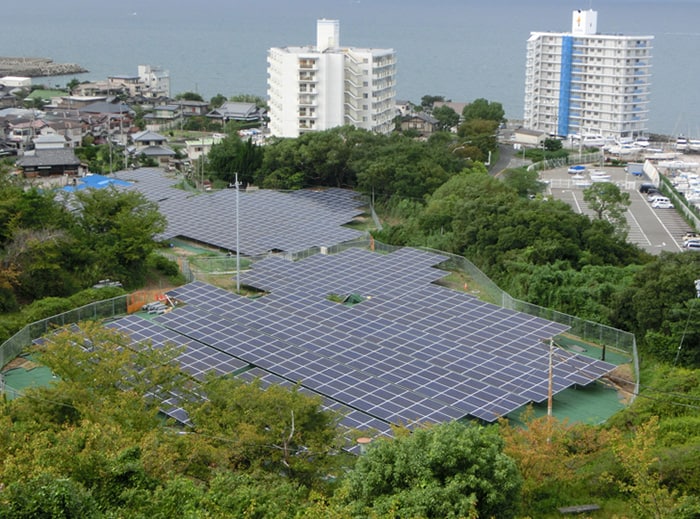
[3,0,700,135]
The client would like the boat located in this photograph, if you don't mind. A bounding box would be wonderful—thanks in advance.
[589,169,612,182]
[689,139,700,152]
[677,137,689,151]
[568,165,587,175]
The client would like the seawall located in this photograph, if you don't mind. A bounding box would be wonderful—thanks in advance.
[0,57,87,78]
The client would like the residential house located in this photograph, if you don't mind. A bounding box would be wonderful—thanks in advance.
[143,103,182,131]
[178,100,210,117]
[130,129,175,167]
[43,115,84,148]
[33,133,69,150]
[400,112,438,137]
[7,118,48,150]
[184,134,224,162]
[16,148,83,181]
[206,101,262,125]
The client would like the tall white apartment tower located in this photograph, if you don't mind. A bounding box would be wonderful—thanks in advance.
[267,19,396,138]
[524,9,653,141]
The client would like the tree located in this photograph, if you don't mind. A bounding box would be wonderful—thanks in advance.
[0,473,99,519]
[456,118,499,160]
[604,417,684,519]
[66,78,81,93]
[207,134,263,185]
[462,98,505,124]
[501,167,546,198]
[229,93,268,108]
[186,375,341,484]
[583,182,631,234]
[209,93,227,108]
[432,105,460,132]
[175,91,204,102]
[420,94,445,110]
[68,187,166,286]
[544,137,563,151]
[343,421,522,519]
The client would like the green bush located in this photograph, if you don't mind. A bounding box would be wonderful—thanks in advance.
[22,297,74,323]
[147,254,181,278]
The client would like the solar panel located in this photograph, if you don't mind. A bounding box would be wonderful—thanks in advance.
[111,169,366,255]
[107,246,617,439]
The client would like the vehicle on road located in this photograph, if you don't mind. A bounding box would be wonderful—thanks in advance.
[652,198,674,209]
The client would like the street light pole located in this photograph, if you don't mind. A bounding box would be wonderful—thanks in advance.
[235,172,241,293]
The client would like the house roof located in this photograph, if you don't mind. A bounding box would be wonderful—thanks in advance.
[17,148,80,167]
[207,101,260,120]
[136,145,175,157]
[132,129,167,142]
[515,128,547,137]
[404,112,438,124]
[34,134,68,144]
[178,100,209,108]
[79,101,132,115]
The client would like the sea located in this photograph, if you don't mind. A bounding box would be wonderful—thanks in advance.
[3,0,700,136]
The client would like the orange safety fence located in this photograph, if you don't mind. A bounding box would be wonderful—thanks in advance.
[127,290,167,314]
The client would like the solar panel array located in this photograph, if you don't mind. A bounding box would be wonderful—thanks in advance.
[111,169,366,255]
[106,313,394,439]
[100,247,616,437]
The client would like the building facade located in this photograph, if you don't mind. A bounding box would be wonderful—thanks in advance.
[267,19,396,138]
[524,9,653,141]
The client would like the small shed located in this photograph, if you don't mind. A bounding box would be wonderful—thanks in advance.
[513,127,547,148]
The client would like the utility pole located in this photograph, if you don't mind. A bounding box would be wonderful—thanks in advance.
[235,172,241,293]
[547,338,554,417]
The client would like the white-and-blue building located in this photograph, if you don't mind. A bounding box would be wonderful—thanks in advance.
[524,9,653,141]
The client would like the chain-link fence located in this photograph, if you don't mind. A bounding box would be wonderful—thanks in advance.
[2,238,640,400]
[1,295,128,370]
[528,150,604,172]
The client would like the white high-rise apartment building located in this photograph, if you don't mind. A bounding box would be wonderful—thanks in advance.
[267,19,396,138]
[524,9,653,141]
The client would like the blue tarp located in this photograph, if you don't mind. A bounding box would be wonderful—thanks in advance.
[62,174,132,192]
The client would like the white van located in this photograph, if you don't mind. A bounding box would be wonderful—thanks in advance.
[651,197,674,209]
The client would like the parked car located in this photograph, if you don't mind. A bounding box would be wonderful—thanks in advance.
[683,241,700,250]
[639,183,657,193]
[652,198,674,209]
[683,232,700,242]
[647,192,665,202]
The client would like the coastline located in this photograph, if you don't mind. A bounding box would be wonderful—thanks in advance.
[0,57,87,78]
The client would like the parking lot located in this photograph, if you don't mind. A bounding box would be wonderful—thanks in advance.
[539,165,690,254]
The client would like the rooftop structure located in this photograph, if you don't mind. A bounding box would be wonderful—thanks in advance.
[267,19,396,138]
[524,9,653,141]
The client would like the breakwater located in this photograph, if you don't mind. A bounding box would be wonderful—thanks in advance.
[0,57,87,78]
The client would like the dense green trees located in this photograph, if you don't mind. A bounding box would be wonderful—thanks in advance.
[583,182,631,235]
[0,181,167,309]
[206,134,263,185]
[461,98,505,124]
[344,421,521,519]
[0,323,343,517]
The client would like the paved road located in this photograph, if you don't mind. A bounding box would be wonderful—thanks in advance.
[539,165,690,255]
